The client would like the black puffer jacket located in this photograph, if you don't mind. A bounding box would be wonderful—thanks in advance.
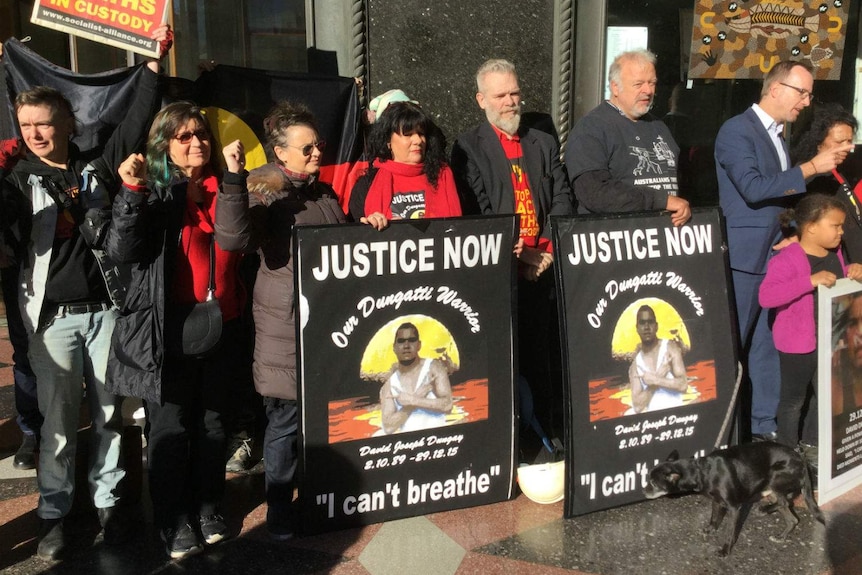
[215,163,344,400]
[105,172,246,403]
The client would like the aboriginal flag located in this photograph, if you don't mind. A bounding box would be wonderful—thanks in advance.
[1,37,150,155]
[2,41,363,209]
[193,65,363,210]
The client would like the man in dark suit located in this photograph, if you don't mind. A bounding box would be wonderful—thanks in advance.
[451,58,573,437]
[715,60,852,441]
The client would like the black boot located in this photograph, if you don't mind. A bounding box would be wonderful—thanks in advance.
[37,518,64,560]
[13,433,37,470]
[97,507,133,545]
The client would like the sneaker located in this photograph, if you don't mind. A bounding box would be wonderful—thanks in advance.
[225,435,253,472]
[98,506,133,545]
[161,523,203,559]
[13,433,37,470]
[199,514,229,545]
[37,518,64,560]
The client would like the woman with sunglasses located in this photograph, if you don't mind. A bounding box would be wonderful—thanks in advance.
[106,101,246,559]
[215,101,386,540]
[349,101,462,221]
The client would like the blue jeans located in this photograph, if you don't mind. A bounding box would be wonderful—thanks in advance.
[29,307,123,519]
[264,397,298,531]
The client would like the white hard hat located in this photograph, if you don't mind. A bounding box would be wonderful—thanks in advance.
[517,460,565,504]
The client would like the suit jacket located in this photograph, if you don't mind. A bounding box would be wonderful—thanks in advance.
[715,107,806,275]
[451,122,573,243]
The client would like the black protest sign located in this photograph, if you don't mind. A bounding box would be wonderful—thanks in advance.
[552,208,737,516]
[817,280,862,505]
[295,216,517,533]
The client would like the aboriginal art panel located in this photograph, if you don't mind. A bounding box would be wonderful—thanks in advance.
[688,0,851,80]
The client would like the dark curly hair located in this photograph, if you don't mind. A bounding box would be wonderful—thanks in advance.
[262,101,319,164]
[367,101,447,187]
[779,192,846,238]
[791,102,858,165]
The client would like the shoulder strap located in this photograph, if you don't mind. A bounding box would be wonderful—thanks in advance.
[207,235,216,300]
[39,174,86,226]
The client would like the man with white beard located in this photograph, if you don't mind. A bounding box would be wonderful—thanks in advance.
[451,59,573,437]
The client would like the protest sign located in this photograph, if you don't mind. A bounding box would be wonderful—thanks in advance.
[817,279,862,504]
[553,208,738,516]
[295,216,518,533]
[30,0,170,58]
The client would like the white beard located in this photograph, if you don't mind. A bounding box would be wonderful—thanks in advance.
[486,108,521,136]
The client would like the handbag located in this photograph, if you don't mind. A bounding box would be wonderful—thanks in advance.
[167,236,223,357]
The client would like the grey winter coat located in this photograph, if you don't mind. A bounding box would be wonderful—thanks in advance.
[215,163,345,400]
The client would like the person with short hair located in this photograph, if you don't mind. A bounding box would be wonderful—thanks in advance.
[451,58,573,436]
[565,49,691,227]
[628,305,688,414]
[379,323,453,434]
[1,25,172,560]
[715,60,854,442]
[215,100,386,541]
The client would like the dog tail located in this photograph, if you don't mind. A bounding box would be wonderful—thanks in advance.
[801,456,825,524]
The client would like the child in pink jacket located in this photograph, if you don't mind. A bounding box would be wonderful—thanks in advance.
[760,194,862,456]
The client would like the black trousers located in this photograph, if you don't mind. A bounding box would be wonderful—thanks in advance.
[147,320,241,529]
[777,350,818,448]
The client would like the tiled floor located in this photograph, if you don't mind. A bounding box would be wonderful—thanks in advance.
[2,325,862,574]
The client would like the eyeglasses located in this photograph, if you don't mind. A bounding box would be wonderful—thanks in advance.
[779,82,813,101]
[287,141,326,157]
[395,336,418,344]
[173,129,209,144]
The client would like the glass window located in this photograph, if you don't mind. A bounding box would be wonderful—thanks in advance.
[171,0,306,80]
[605,0,860,207]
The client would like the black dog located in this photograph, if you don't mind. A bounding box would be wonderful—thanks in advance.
[643,442,824,556]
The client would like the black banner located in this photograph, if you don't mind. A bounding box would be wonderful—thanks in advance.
[1,38,147,153]
[295,216,517,534]
[552,208,738,516]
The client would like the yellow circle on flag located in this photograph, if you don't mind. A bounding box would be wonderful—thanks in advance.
[204,107,267,171]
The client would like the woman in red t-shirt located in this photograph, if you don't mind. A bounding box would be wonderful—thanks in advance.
[349,101,462,221]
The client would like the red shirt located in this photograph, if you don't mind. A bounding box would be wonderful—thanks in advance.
[491,124,549,252]
[170,171,243,321]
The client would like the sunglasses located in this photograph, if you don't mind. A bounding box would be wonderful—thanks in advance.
[396,337,419,344]
[287,140,326,157]
[173,129,210,144]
